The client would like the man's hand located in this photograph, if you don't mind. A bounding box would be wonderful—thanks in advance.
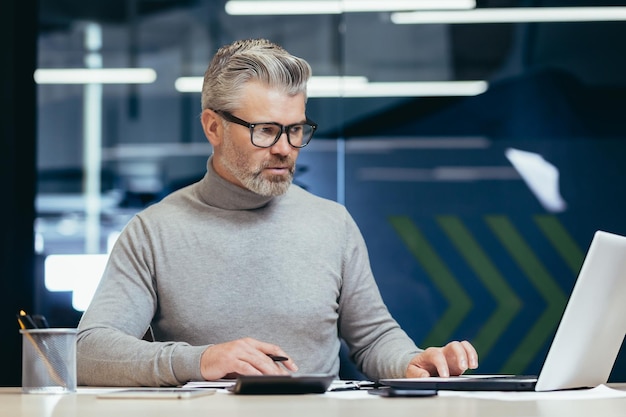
[200,337,298,381]
[406,340,478,378]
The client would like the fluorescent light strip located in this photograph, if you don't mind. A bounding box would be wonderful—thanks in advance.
[306,75,369,96]
[225,0,475,15]
[175,76,204,92]
[329,80,488,98]
[175,76,487,97]
[358,166,520,182]
[176,75,369,93]
[34,68,157,84]
[392,7,626,24]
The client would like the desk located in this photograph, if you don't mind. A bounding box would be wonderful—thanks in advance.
[2,385,626,417]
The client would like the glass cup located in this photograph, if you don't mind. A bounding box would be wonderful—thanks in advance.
[20,328,77,394]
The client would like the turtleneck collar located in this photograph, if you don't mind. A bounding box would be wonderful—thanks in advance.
[195,155,277,210]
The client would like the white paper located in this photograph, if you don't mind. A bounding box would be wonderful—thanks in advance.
[438,384,626,401]
[182,379,236,389]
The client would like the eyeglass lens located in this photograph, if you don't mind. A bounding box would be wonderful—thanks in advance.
[252,123,314,148]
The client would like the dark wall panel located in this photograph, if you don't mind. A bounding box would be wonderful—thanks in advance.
[0,0,38,386]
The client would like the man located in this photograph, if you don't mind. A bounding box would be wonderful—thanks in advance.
[77,38,478,386]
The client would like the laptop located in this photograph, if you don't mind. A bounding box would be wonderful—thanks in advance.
[380,230,626,392]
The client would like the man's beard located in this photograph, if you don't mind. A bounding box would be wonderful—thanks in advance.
[219,135,295,196]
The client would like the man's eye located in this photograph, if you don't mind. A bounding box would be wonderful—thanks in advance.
[258,125,278,135]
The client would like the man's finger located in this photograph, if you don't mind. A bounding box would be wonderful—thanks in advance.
[406,364,431,378]
[461,340,479,369]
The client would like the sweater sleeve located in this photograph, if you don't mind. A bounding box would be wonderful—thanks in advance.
[336,212,423,380]
[76,215,206,386]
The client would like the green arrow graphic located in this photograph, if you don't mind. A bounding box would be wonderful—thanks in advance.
[534,215,584,276]
[485,216,567,374]
[437,216,521,358]
[389,216,472,347]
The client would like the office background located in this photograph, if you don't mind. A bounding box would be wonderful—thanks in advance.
[2,0,626,386]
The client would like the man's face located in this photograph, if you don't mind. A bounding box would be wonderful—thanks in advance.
[212,81,307,196]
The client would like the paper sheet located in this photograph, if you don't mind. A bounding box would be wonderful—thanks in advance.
[438,384,626,401]
[183,379,235,389]
[183,379,375,391]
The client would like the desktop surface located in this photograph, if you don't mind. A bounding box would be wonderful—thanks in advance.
[2,385,626,417]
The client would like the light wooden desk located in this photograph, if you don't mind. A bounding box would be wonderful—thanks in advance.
[2,385,626,417]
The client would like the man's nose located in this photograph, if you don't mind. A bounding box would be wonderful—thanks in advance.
[269,131,293,155]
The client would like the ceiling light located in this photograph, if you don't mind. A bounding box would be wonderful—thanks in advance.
[175,76,487,98]
[391,7,626,24]
[175,76,204,93]
[328,80,488,98]
[176,76,370,93]
[34,68,157,84]
[225,0,475,15]
[306,75,369,95]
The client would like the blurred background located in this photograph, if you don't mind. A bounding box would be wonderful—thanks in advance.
[3,0,626,384]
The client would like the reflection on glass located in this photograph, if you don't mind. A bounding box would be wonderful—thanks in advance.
[505,148,567,213]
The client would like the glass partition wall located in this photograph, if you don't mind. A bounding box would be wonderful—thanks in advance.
[36,0,626,378]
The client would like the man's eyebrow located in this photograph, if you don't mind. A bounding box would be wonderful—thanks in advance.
[263,118,307,125]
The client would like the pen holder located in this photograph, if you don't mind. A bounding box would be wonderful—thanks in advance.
[20,328,77,394]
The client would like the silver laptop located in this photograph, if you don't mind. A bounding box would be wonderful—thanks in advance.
[381,230,626,391]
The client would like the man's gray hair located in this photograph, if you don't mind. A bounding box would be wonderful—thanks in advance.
[201,39,312,111]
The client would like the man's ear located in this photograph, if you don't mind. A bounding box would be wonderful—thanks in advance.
[201,109,222,147]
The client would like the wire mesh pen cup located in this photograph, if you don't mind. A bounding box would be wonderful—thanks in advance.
[20,328,77,394]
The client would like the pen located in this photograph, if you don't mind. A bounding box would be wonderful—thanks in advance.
[328,380,377,391]
[32,314,50,329]
[17,310,39,330]
[267,354,289,362]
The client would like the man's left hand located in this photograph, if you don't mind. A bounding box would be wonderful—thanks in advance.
[406,340,478,378]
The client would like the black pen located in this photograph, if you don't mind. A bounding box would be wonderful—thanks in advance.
[267,354,289,362]
[32,314,50,329]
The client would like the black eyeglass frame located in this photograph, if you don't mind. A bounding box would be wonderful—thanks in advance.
[214,110,318,149]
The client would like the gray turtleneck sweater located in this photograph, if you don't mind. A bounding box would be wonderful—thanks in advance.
[76,158,421,386]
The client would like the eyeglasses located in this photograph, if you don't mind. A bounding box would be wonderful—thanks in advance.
[215,110,317,149]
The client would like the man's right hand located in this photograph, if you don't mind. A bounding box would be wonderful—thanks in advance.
[200,337,298,381]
